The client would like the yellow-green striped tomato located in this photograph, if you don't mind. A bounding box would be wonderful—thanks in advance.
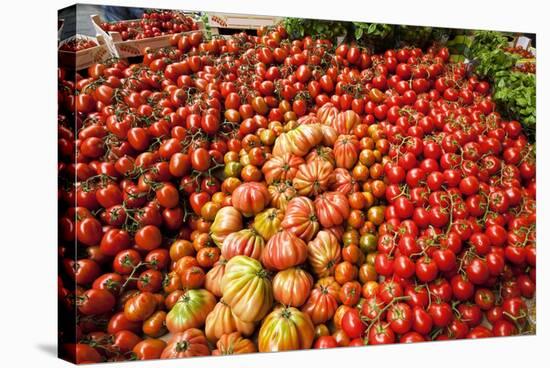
[253,208,284,241]
[165,289,216,333]
[221,256,273,322]
[258,306,314,352]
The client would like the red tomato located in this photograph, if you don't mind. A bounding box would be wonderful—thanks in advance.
[314,336,338,349]
[342,309,365,339]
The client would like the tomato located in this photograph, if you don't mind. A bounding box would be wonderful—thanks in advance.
[191,148,210,171]
[412,306,432,334]
[387,302,413,334]
[76,93,95,113]
[427,302,453,328]
[492,320,518,337]
[517,274,536,298]
[457,303,482,327]
[378,280,403,304]
[429,278,453,302]
[161,328,210,358]
[156,183,179,208]
[502,297,528,327]
[394,197,414,219]
[100,228,130,256]
[296,64,312,83]
[393,255,415,279]
[133,339,167,360]
[259,307,314,351]
[314,336,338,349]
[108,312,142,335]
[68,259,101,285]
[400,331,426,343]
[232,182,270,217]
[135,225,162,251]
[339,281,362,306]
[301,277,340,325]
[76,217,103,246]
[314,191,350,228]
[432,248,456,272]
[79,289,116,315]
[459,176,479,196]
[368,322,395,345]
[127,127,150,151]
[488,190,509,213]
[385,164,406,184]
[341,308,365,339]
[137,269,163,293]
[63,343,102,364]
[465,258,490,285]
[451,275,474,301]
[415,257,438,282]
[180,266,206,289]
[222,256,273,322]
[124,292,158,322]
[467,326,493,339]
[93,273,123,295]
[320,75,334,93]
[374,253,394,277]
[113,330,142,353]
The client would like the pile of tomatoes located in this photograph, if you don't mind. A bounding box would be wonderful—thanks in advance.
[99,10,199,41]
[58,23,536,364]
[513,62,536,74]
[59,36,98,52]
[503,46,534,59]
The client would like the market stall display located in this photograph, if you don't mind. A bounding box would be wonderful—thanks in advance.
[58,7,536,364]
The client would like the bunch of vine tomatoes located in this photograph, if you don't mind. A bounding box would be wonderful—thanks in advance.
[58,23,535,364]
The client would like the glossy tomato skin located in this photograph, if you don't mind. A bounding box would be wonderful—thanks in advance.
[387,302,413,335]
[78,289,116,315]
[428,302,453,328]
[467,326,493,339]
[502,297,528,327]
[133,339,167,360]
[368,322,395,345]
[108,312,142,335]
[63,343,102,364]
[400,331,426,343]
[342,308,365,339]
[412,306,433,334]
[314,336,338,349]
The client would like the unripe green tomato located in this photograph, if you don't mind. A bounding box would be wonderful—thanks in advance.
[360,233,378,254]
[224,162,242,178]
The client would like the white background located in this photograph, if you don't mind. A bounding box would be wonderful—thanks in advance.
[0,0,547,366]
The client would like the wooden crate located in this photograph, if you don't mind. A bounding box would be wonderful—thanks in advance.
[91,14,204,58]
[207,12,282,35]
[58,35,113,70]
